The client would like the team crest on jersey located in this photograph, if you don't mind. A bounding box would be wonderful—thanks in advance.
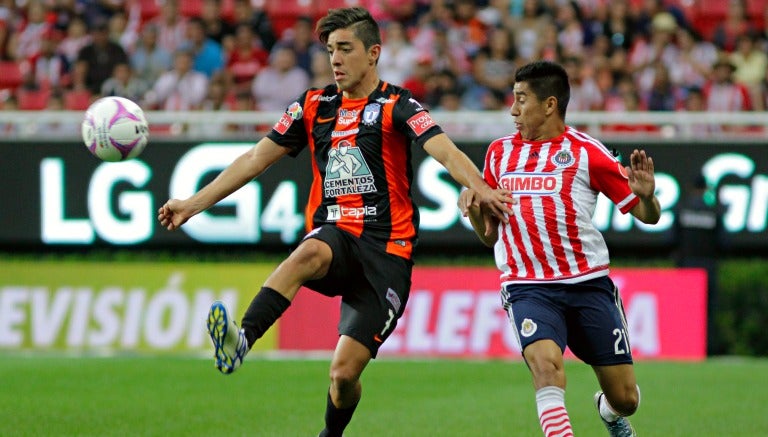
[551,150,574,168]
[286,102,303,120]
[362,103,381,126]
[323,139,377,198]
[520,318,538,337]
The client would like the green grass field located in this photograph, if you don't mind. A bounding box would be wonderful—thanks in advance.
[1,355,767,436]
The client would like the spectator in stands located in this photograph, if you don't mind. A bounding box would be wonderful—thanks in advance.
[602,0,636,53]
[200,0,235,45]
[0,0,15,61]
[461,26,516,110]
[555,1,586,59]
[447,0,487,59]
[26,29,69,90]
[107,6,140,53]
[378,20,416,86]
[309,49,333,89]
[143,48,209,110]
[251,45,308,111]
[425,68,461,109]
[630,12,680,95]
[180,17,225,79]
[8,1,51,61]
[680,86,719,137]
[426,23,471,81]
[100,61,149,102]
[231,0,275,52]
[562,55,603,111]
[57,15,90,65]
[368,0,418,24]
[225,23,269,93]
[509,0,552,62]
[730,33,768,111]
[644,61,681,111]
[130,23,172,87]
[72,18,129,94]
[401,54,431,102]
[147,0,188,54]
[703,56,752,112]
[712,0,754,52]
[77,0,124,30]
[669,26,718,90]
[274,16,325,78]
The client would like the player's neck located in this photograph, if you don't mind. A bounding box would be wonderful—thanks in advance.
[342,71,380,100]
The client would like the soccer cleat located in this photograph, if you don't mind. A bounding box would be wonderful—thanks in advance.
[207,301,249,374]
[594,391,637,437]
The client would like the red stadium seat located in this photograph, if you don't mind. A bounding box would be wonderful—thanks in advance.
[265,0,318,38]
[180,0,203,17]
[17,89,52,110]
[64,90,93,110]
[0,61,24,90]
[138,0,161,21]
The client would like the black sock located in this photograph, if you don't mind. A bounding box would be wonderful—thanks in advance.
[240,287,291,347]
[318,391,358,437]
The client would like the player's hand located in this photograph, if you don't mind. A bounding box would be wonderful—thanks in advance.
[472,185,515,224]
[626,149,656,199]
[158,199,192,231]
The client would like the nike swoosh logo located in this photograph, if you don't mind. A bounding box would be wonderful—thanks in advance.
[317,116,335,124]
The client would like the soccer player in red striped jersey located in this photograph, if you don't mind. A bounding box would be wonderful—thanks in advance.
[459,60,661,437]
[158,7,512,437]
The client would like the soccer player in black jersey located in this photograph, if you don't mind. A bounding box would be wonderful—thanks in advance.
[158,7,511,436]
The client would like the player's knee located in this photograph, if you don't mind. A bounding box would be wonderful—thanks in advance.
[289,239,331,277]
[328,365,360,392]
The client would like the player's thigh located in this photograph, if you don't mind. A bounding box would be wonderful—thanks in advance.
[301,226,362,297]
[338,244,412,358]
[502,284,569,353]
[566,277,633,366]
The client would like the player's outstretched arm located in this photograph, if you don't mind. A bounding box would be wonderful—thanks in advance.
[158,137,290,231]
[423,133,513,223]
[627,148,661,225]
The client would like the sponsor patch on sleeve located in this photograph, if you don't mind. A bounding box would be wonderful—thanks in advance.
[274,113,293,135]
[406,112,436,137]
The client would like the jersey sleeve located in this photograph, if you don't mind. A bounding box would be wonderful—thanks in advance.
[482,141,500,189]
[392,91,444,148]
[266,91,310,157]
[588,147,639,214]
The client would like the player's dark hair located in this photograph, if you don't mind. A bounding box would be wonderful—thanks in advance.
[514,60,570,119]
[316,7,381,49]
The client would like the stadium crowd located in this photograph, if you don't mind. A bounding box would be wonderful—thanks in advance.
[0,0,766,118]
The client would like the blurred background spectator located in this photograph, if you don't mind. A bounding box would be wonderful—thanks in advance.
[251,45,308,111]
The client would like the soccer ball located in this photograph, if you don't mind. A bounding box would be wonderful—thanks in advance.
[81,96,149,162]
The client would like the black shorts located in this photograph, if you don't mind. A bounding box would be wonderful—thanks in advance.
[301,225,413,358]
[501,276,633,366]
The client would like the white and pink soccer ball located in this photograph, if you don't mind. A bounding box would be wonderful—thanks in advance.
[81,96,149,162]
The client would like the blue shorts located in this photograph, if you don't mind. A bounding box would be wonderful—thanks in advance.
[501,276,633,366]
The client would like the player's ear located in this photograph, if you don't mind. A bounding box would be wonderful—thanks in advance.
[545,96,558,116]
[368,44,381,66]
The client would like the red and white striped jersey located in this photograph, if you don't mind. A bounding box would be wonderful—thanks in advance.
[483,126,639,285]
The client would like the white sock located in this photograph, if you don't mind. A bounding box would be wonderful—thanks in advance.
[598,393,620,422]
[536,386,573,437]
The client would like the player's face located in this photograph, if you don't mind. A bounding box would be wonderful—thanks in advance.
[326,28,379,98]
[510,81,548,141]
